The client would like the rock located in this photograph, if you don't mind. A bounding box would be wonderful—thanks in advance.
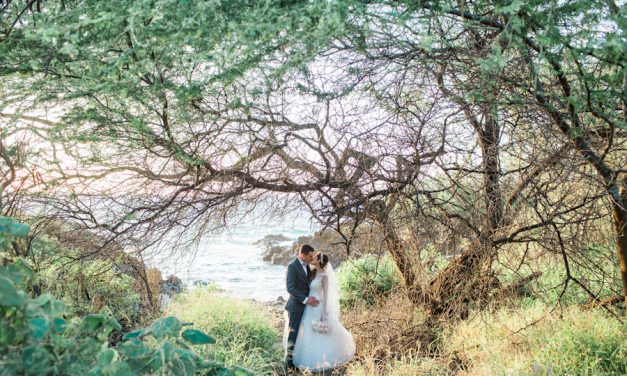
[256,234,295,264]
[254,234,291,247]
[277,296,285,303]
[160,274,184,296]
[193,280,210,287]
[259,225,386,266]
[287,228,351,266]
[259,244,294,265]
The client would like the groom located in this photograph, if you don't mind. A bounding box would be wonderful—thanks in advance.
[285,244,319,369]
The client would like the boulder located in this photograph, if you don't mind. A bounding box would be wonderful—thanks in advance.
[258,225,386,266]
[161,274,184,296]
[254,234,291,248]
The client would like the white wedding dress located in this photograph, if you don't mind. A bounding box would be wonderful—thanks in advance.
[286,264,355,371]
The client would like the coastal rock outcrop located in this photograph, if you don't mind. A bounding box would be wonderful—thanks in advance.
[257,226,384,266]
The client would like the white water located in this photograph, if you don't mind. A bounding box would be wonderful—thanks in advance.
[152,215,314,302]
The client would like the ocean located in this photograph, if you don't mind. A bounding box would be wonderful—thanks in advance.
[152,213,314,302]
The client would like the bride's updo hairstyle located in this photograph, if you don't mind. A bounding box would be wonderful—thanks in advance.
[317,252,329,270]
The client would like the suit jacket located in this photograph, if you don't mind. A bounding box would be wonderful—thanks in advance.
[285,257,311,313]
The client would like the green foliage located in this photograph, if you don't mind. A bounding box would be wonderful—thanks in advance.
[27,234,142,323]
[0,216,30,250]
[337,254,400,308]
[532,316,626,375]
[499,243,622,306]
[447,304,626,375]
[0,217,253,376]
[166,287,282,373]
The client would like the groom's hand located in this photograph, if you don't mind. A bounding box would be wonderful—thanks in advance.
[306,297,319,307]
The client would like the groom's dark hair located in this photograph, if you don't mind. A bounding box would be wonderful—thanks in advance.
[300,244,315,254]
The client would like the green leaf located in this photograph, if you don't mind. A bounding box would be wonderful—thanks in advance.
[103,362,135,376]
[0,216,16,234]
[82,314,107,332]
[10,222,30,237]
[50,300,66,316]
[0,216,30,238]
[198,359,222,369]
[81,314,121,334]
[22,345,52,374]
[0,359,18,376]
[97,348,117,367]
[28,318,51,341]
[0,326,16,345]
[122,328,147,340]
[0,276,23,306]
[169,348,198,376]
[117,340,152,359]
[181,329,215,345]
[216,368,237,376]
[52,317,67,334]
[496,0,524,14]
[149,341,176,370]
[1,259,33,284]
[32,293,52,307]
[151,316,182,339]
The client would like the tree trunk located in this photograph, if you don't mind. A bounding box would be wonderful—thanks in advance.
[381,218,423,303]
[371,202,422,304]
[428,238,497,319]
[425,109,503,319]
[479,111,503,233]
[611,167,627,310]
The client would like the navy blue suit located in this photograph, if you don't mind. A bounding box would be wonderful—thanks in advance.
[285,258,311,366]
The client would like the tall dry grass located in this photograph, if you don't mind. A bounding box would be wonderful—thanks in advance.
[340,297,624,375]
[340,290,455,375]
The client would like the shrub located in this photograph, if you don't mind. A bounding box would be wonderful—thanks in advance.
[166,288,283,373]
[26,233,144,324]
[0,216,252,376]
[337,254,400,308]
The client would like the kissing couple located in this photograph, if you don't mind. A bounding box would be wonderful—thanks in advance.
[284,244,356,372]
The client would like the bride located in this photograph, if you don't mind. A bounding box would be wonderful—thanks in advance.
[287,252,355,371]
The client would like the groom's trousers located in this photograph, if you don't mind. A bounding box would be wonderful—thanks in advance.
[285,310,304,366]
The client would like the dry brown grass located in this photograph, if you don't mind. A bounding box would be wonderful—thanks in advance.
[342,290,418,361]
[144,267,162,308]
[339,289,460,375]
[337,291,471,375]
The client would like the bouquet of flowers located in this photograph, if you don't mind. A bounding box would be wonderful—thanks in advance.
[311,319,330,333]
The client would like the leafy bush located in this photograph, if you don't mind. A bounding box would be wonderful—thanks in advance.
[166,288,282,373]
[26,233,144,324]
[337,254,400,308]
[0,216,252,376]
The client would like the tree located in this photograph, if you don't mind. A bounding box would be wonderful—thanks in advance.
[0,0,624,318]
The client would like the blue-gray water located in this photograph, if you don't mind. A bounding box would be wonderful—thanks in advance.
[152,216,313,301]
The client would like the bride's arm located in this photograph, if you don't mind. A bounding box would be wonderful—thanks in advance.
[321,274,329,321]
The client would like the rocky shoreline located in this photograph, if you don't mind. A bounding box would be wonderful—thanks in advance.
[158,226,385,314]
[256,227,384,267]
